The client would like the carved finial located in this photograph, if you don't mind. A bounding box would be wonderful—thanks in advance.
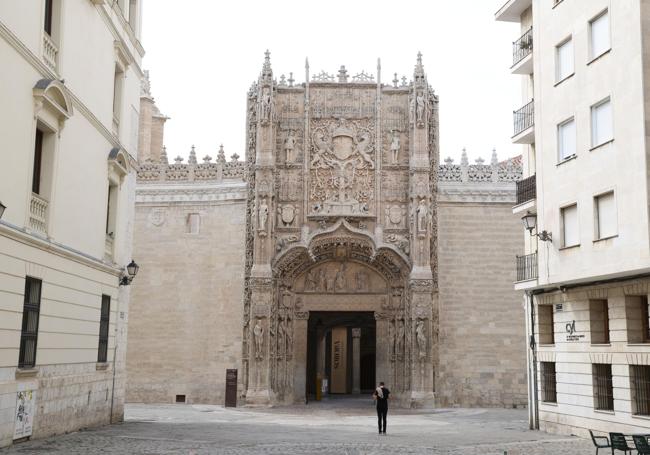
[189,145,197,164]
[160,146,168,164]
[444,157,454,165]
[279,74,287,86]
[491,148,499,166]
[377,58,381,84]
[414,52,425,85]
[401,76,408,87]
[230,153,240,162]
[261,50,273,82]
[461,148,469,166]
[288,72,294,87]
[217,144,226,164]
[174,155,184,164]
[338,65,348,83]
[393,73,399,88]
[475,157,485,165]
[141,69,152,97]
[305,58,310,84]
[203,155,212,164]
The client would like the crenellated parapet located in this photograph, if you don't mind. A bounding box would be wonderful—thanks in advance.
[137,145,247,183]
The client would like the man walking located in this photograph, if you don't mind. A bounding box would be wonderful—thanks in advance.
[373,381,390,434]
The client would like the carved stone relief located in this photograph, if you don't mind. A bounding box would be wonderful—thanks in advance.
[309,118,376,217]
[297,262,386,294]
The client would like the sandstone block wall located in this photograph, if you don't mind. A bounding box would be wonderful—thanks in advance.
[436,201,527,407]
[126,196,246,405]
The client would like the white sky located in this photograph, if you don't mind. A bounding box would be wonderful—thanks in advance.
[141,1,520,164]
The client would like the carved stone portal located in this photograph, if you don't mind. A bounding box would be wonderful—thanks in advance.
[243,52,439,408]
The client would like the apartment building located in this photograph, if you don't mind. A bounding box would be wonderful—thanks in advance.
[0,0,143,447]
[497,0,650,436]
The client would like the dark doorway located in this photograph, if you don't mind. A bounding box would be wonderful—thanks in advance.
[306,312,376,398]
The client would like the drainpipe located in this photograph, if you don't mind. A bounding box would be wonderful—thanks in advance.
[526,290,539,430]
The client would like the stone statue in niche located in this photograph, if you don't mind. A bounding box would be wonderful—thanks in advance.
[334,264,347,292]
[305,269,318,291]
[416,319,427,360]
[396,319,405,358]
[253,319,264,360]
[355,270,369,292]
[258,198,269,232]
[390,131,400,164]
[416,92,426,127]
[326,271,335,293]
[318,269,327,291]
[416,199,428,233]
[277,317,287,355]
[285,131,296,163]
[286,319,293,355]
[261,87,272,124]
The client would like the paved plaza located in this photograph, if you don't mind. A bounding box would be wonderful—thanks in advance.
[0,397,592,454]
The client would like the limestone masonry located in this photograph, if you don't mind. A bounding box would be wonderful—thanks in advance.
[128,54,527,408]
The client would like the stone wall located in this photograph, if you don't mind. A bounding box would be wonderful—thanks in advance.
[436,190,527,407]
[126,183,247,405]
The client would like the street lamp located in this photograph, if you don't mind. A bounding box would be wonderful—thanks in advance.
[0,201,5,219]
[521,212,552,242]
[119,260,139,286]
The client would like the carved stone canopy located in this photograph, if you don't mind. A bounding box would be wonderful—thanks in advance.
[272,219,410,286]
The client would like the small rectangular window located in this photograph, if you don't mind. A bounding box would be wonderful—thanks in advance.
[187,213,200,234]
[175,394,186,403]
[541,362,557,403]
[591,98,613,147]
[558,118,576,161]
[98,295,110,363]
[590,11,610,60]
[594,192,616,240]
[19,277,42,368]
[630,365,650,416]
[556,38,574,82]
[590,299,610,344]
[626,296,650,343]
[538,305,555,345]
[561,204,579,248]
[593,363,614,411]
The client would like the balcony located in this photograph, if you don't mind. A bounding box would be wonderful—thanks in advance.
[42,33,58,72]
[495,0,532,22]
[512,100,535,144]
[515,174,536,211]
[29,193,48,235]
[516,252,538,283]
[512,27,533,74]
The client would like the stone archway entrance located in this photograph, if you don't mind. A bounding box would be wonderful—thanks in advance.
[307,311,376,397]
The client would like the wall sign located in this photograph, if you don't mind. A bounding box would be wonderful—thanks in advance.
[14,388,36,440]
[565,320,585,342]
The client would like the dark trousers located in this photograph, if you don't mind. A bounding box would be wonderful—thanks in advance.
[377,406,387,432]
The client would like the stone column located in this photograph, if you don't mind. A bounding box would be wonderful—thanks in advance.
[375,313,390,390]
[352,328,361,394]
[291,311,309,404]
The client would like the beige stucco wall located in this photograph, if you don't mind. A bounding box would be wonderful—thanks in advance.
[126,189,246,404]
[436,200,527,407]
[0,0,143,448]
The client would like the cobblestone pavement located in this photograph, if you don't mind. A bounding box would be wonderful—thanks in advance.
[1,398,592,454]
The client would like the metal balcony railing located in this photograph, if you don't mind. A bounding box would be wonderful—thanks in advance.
[513,100,534,137]
[516,252,538,282]
[513,27,533,67]
[516,174,536,205]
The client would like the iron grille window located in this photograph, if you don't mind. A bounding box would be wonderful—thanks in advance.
[541,362,557,403]
[631,365,650,416]
[625,296,650,343]
[18,277,42,368]
[593,364,614,411]
[98,295,110,363]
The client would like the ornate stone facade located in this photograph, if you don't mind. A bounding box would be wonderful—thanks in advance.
[128,59,527,410]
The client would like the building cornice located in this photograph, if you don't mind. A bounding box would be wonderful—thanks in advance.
[438,181,516,204]
[0,18,137,161]
[0,221,122,277]
[136,182,247,204]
